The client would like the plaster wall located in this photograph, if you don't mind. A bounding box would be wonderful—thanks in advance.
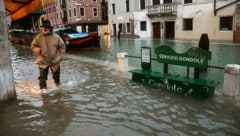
[176,2,236,41]
[134,10,152,38]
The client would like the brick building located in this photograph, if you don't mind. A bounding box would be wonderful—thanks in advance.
[55,0,108,33]
[42,0,108,34]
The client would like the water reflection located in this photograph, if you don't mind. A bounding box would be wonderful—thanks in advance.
[72,38,240,92]
[0,92,73,136]
[0,40,240,136]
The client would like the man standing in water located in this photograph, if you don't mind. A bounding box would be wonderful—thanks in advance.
[31,20,66,90]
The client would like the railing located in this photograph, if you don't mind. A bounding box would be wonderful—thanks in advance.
[147,3,178,16]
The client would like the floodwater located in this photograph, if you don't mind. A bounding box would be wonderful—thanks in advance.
[0,36,240,136]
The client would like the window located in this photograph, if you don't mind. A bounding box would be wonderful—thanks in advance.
[60,12,63,18]
[93,8,98,16]
[74,8,76,16]
[140,21,147,31]
[126,0,129,12]
[93,0,96,2]
[112,4,115,14]
[61,0,67,8]
[164,0,172,4]
[127,23,131,33]
[68,9,71,18]
[120,24,125,34]
[63,10,67,22]
[153,0,160,5]
[80,8,85,16]
[220,16,233,31]
[113,24,117,36]
[140,0,145,10]
[184,0,192,4]
[183,18,193,31]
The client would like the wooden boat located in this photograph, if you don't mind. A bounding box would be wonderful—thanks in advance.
[54,28,100,49]
[9,29,37,45]
[9,27,100,49]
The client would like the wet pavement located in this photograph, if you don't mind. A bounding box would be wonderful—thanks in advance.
[0,38,240,136]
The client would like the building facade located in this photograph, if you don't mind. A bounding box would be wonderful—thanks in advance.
[42,0,108,34]
[55,0,108,32]
[108,0,240,42]
[43,2,57,28]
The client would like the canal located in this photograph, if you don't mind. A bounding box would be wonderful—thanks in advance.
[0,37,240,136]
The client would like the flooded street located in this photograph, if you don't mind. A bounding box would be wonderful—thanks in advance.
[0,38,240,136]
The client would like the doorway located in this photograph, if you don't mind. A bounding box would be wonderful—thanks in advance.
[152,22,161,38]
[113,24,117,37]
[165,22,175,39]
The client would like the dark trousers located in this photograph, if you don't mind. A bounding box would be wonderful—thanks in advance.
[38,66,60,89]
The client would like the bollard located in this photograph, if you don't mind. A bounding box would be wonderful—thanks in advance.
[117,53,128,72]
[223,64,240,97]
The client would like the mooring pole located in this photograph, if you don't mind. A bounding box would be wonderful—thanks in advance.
[164,64,168,74]
[0,1,16,102]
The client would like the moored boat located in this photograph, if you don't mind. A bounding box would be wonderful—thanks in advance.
[9,29,37,45]
[54,28,100,49]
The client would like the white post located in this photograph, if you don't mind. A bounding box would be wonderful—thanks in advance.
[0,1,16,101]
[223,64,240,97]
[117,53,128,72]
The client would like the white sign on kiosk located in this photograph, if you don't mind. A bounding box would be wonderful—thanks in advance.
[142,47,151,63]
[141,47,151,70]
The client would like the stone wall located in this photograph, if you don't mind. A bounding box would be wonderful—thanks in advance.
[0,2,16,102]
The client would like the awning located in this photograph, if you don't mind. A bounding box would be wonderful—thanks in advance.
[4,0,54,21]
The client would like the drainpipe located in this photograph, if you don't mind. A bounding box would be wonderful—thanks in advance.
[0,1,16,102]
[214,0,216,16]
[214,0,238,16]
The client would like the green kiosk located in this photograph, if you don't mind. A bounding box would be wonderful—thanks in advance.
[130,45,219,98]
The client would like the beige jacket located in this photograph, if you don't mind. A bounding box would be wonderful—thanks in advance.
[31,32,66,72]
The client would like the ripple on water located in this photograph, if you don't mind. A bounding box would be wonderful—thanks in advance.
[5,44,240,136]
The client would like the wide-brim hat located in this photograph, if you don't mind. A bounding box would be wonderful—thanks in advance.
[40,20,52,28]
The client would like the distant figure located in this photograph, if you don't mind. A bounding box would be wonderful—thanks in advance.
[118,24,122,40]
[31,20,66,90]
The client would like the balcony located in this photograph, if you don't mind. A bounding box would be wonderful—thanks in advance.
[147,3,177,16]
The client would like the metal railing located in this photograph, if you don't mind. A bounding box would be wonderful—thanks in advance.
[147,3,178,16]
